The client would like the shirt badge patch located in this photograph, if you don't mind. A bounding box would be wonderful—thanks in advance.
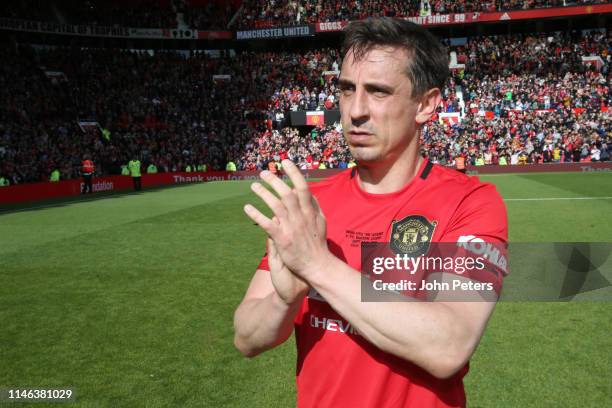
[390,215,437,256]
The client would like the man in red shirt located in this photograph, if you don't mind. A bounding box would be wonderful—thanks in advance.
[234,18,507,407]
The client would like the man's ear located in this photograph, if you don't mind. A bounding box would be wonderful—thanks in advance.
[415,88,442,126]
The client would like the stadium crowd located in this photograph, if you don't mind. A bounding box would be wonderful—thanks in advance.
[422,110,611,166]
[0,0,238,30]
[0,0,180,29]
[1,0,609,30]
[184,1,239,30]
[0,44,345,183]
[237,0,609,28]
[236,125,353,171]
[423,30,611,166]
[0,28,610,185]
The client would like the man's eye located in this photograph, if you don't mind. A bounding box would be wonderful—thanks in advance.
[371,88,390,97]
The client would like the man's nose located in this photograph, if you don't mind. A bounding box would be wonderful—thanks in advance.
[349,89,369,125]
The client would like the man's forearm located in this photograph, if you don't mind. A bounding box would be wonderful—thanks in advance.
[307,254,491,379]
[233,291,303,357]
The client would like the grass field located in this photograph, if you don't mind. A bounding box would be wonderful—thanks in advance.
[1,172,611,407]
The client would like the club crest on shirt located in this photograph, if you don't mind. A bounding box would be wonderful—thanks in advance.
[390,215,437,256]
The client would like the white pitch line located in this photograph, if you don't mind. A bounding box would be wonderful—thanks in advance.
[504,196,612,202]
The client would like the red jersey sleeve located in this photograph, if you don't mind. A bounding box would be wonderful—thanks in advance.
[257,253,270,271]
[256,238,271,271]
[438,182,508,295]
[440,182,508,244]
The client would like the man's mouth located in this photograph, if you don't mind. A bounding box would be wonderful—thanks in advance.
[348,130,374,144]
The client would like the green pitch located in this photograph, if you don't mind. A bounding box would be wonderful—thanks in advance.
[1,172,611,407]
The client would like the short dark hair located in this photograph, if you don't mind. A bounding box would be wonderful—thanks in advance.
[342,17,449,98]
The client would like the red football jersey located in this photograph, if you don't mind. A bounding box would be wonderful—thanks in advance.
[257,159,508,408]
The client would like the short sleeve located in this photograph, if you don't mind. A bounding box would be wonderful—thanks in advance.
[440,183,508,244]
[437,182,509,295]
[257,252,270,271]
[256,238,270,271]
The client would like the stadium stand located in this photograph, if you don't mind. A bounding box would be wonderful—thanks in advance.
[0,2,610,183]
[425,30,611,166]
[236,0,609,28]
[0,45,347,182]
[183,0,240,30]
[1,1,608,30]
[0,0,179,28]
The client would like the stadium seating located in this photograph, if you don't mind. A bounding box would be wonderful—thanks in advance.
[236,0,608,29]
[1,1,608,30]
[426,30,611,166]
[0,29,610,183]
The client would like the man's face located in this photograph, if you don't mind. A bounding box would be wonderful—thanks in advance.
[339,46,420,164]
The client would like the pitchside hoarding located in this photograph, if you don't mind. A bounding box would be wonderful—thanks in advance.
[0,17,232,39]
[1,162,611,205]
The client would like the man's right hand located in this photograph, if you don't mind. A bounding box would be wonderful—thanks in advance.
[268,237,309,305]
